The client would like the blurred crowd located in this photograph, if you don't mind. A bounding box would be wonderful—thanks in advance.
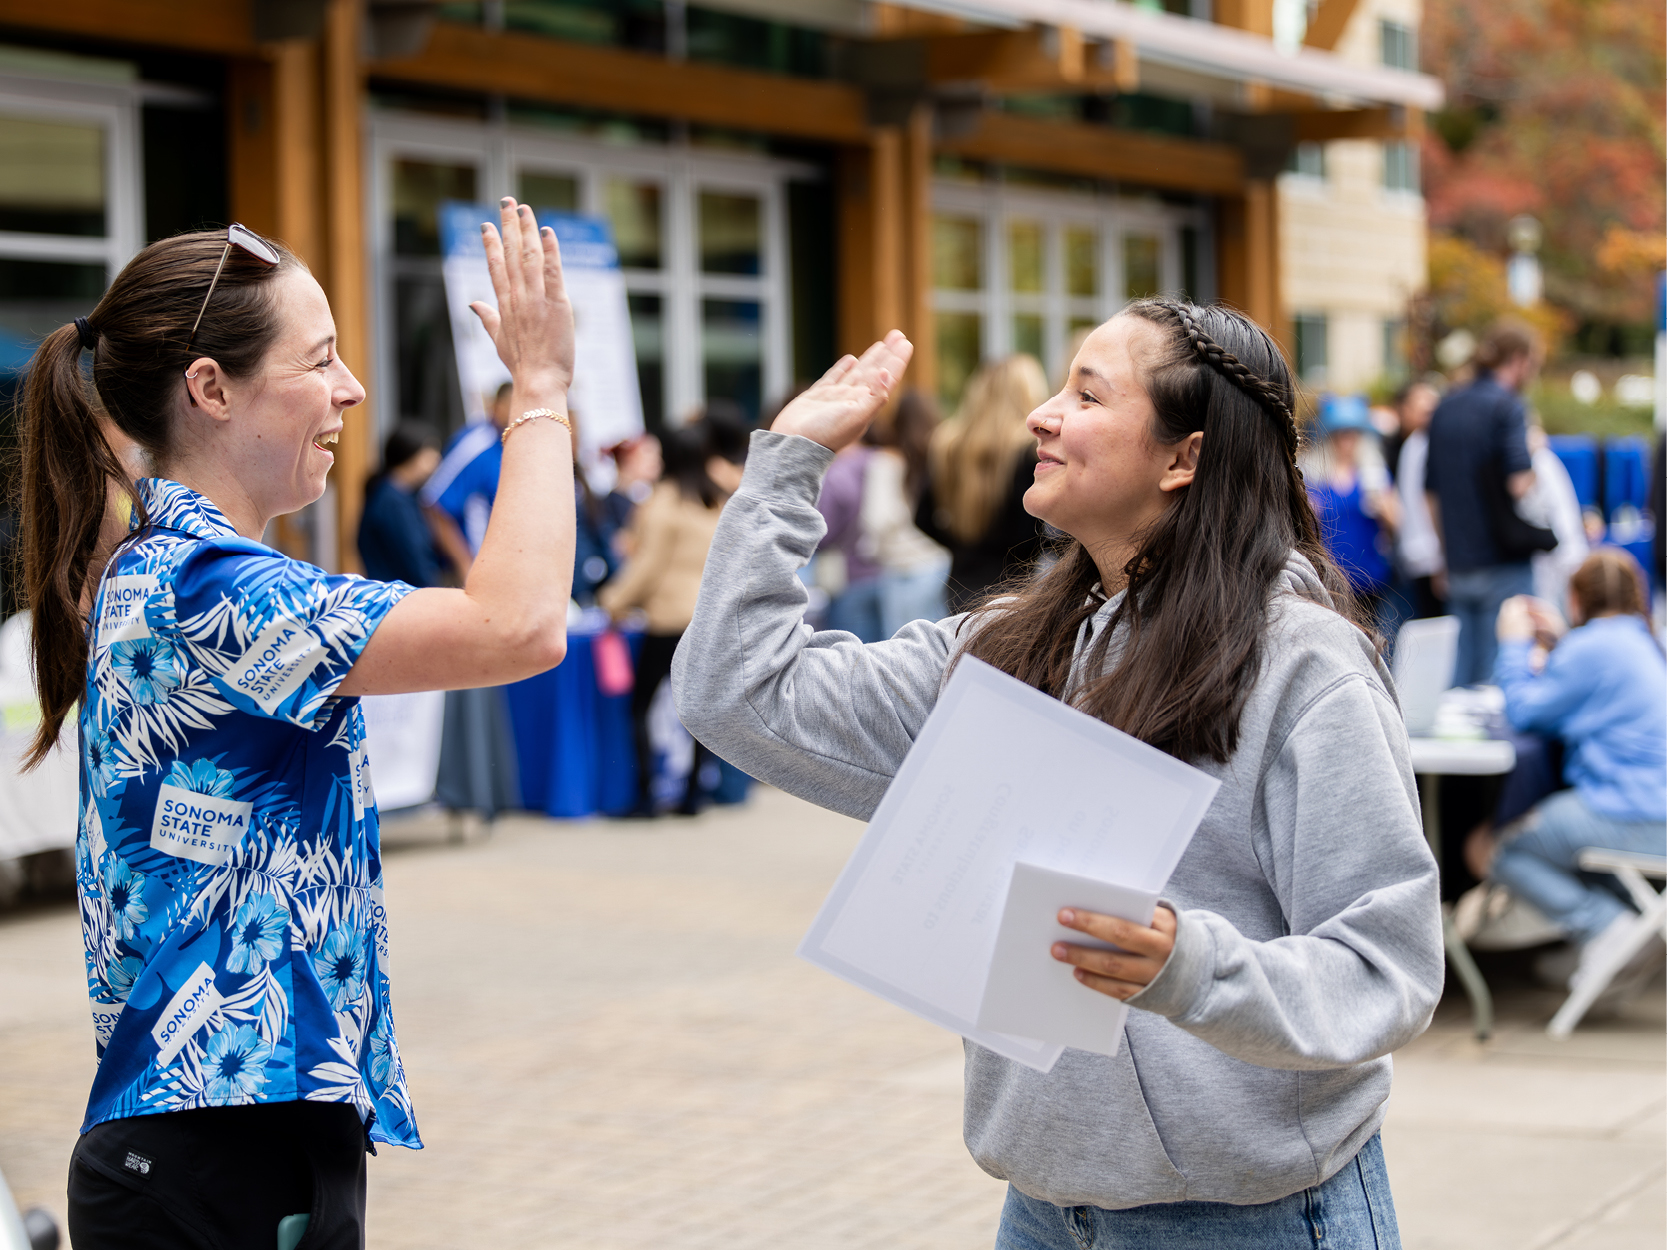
[355,319,1664,849]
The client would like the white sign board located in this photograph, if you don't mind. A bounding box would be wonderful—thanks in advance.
[439,202,644,480]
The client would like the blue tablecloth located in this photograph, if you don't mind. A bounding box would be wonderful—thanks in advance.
[505,626,639,819]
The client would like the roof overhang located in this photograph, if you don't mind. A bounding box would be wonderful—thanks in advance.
[885,0,1445,110]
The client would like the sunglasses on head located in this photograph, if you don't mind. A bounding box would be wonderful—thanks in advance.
[182,223,281,394]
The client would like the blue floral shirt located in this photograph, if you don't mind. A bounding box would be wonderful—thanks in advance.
[75,479,421,1148]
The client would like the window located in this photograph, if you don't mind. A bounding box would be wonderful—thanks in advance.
[930,180,1206,409]
[1293,312,1329,385]
[1123,234,1161,300]
[518,169,580,213]
[1286,141,1327,181]
[374,115,798,437]
[0,71,143,395]
[1383,142,1420,195]
[1379,20,1417,71]
[1382,318,1408,383]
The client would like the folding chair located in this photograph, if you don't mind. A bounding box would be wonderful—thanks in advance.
[1546,848,1667,1039]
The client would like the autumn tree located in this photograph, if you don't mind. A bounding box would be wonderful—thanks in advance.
[1421,0,1665,345]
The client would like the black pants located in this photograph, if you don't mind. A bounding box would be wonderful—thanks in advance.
[630,631,709,813]
[68,1101,368,1250]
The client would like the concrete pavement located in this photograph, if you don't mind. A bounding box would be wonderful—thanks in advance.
[2,785,1661,1248]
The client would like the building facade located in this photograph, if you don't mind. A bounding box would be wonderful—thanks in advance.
[1278,0,1426,391]
[0,0,1438,570]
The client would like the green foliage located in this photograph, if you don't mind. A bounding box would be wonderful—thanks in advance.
[1530,383,1656,438]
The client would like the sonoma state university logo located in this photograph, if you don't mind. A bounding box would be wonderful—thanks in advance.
[150,759,253,867]
[97,573,157,647]
[228,616,327,714]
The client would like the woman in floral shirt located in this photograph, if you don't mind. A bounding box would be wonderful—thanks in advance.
[19,201,574,1248]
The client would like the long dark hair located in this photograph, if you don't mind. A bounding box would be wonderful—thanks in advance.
[365,423,438,496]
[661,424,721,508]
[961,299,1366,764]
[17,230,299,766]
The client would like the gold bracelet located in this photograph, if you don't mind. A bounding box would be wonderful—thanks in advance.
[500,407,571,444]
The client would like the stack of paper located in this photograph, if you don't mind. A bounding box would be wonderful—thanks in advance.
[798,657,1220,1072]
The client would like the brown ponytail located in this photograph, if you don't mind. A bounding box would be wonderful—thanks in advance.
[16,230,299,768]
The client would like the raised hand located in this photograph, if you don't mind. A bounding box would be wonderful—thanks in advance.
[769,330,913,452]
[470,197,575,397]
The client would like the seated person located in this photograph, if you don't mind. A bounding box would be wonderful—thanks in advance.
[1467,549,1666,1000]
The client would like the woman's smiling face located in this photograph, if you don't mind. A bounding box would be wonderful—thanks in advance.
[1022,315,1196,565]
[215,267,365,520]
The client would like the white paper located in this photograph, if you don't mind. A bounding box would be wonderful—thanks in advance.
[797,656,1220,1071]
[976,863,1157,1056]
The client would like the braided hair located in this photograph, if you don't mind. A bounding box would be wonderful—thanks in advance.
[1162,299,1300,464]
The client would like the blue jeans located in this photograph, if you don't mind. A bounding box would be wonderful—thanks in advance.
[825,578,886,643]
[1446,562,1533,686]
[995,1135,1400,1250]
[878,557,950,638]
[1491,789,1667,944]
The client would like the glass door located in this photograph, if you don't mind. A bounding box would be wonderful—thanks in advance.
[0,73,142,395]
[372,110,802,441]
[930,178,1210,410]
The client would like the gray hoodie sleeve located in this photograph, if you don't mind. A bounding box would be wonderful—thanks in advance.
[672,430,959,821]
[1127,669,1444,1070]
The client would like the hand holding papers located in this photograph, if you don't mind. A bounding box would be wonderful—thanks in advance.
[797,657,1220,1072]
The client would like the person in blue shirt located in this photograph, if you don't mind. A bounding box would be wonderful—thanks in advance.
[423,381,511,560]
[17,202,575,1249]
[357,424,445,586]
[1423,323,1543,685]
[1469,548,1666,1001]
[1306,393,1398,629]
[421,383,526,816]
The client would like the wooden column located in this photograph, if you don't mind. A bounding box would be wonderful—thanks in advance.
[837,109,935,398]
[324,0,370,573]
[1215,181,1285,354]
[900,103,936,399]
[272,41,324,267]
[837,131,905,357]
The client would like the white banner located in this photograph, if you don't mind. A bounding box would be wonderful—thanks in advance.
[439,202,644,483]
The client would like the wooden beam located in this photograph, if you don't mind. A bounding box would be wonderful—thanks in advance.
[324,0,370,574]
[0,0,257,55]
[1293,105,1422,143]
[1302,0,1361,52]
[1213,0,1274,37]
[938,112,1245,196]
[925,27,1085,91]
[871,3,968,37]
[370,23,870,144]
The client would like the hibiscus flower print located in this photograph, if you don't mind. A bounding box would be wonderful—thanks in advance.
[108,638,181,706]
[226,892,288,975]
[368,1013,394,1085]
[202,1023,273,1101]
[84,729,127,799]
[102,857,150,941]
[167,757,237,798]
[107,954,145,1001]
[312,927,367,1011]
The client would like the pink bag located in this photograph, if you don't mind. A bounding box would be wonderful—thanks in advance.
[593,629,635,697]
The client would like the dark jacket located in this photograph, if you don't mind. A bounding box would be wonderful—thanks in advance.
[915,452,1046,613]
[1422,373,1533,574]
[358,477,442,587]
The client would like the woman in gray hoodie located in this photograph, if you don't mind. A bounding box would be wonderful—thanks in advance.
[673,302,1443,1248]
